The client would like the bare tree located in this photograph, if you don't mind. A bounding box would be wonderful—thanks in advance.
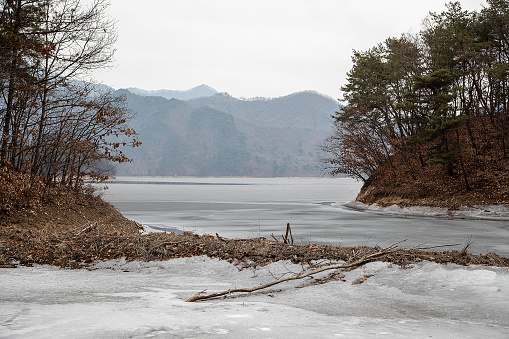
[0,0,139,191]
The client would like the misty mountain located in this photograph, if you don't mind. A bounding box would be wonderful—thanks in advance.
[188,91,335,129]
[115,88,339,177]
[126,84,218,101]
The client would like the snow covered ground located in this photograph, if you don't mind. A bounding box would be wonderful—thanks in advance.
[1,256,508,338]
[346,201,509,221]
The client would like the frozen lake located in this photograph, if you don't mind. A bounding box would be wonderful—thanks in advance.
[2,177,509,338]
[101,177,509,256]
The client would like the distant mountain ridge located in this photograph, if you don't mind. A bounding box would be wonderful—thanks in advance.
[115,87,339,177]
[188,91,334,129]
[126,84,218,100]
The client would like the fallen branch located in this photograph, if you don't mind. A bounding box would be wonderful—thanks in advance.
[413,243,461,250]
[186,241,403,302]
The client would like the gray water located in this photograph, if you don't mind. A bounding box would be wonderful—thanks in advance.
[101,177,509,256]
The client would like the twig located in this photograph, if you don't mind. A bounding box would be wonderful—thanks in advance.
[412,243,460,250]
[75,222,98,236]
[412,240,430,249]
[461,235,473,255]
[386,239,408,249]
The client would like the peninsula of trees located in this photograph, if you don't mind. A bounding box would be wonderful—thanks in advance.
[323,0,509,207]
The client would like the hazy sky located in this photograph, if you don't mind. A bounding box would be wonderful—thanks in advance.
[98,0,485,99]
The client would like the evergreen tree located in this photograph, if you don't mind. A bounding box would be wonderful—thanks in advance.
[324,0,509,194]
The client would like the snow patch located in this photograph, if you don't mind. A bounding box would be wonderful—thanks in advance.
[2,257,508,338]
[345,200,509,221]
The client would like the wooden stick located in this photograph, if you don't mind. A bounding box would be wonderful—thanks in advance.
[413,243,460,250]
[185,239,461,302]
[284,223,291,244]
[75,222,97,236]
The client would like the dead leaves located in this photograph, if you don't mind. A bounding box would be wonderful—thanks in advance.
[352,274,374,285]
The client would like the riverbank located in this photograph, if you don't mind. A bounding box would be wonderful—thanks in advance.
[1,169,508,269]
[345,200,509,221]
[2,201,509,269]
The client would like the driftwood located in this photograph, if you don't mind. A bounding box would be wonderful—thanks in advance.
[270,223,294,244]
[186,240,406,302]
[283,223,294,244]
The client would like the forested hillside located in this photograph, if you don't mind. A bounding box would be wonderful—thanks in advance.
[0,0,138,193]
[323,0,509,207]
[115,89,337,177]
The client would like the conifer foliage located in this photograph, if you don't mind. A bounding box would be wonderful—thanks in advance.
[0,0,139,190]
[323,1,509,203]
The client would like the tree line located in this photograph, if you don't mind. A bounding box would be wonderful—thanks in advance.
[0,0,139,191]
[323,0,509,193]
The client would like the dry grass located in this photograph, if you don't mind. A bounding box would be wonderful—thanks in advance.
[2,223,508,269]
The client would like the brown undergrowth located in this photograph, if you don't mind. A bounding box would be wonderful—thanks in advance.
[356,117,509,208]
[1,205,508,269]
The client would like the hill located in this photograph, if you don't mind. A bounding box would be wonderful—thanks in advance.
[115,89,338,177]
[355,117,509,208]
[321,2,509,208]
[126,84,218,101]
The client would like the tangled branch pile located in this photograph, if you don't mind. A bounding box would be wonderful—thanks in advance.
[2,196,508,269]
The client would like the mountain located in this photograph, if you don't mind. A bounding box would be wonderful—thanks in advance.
[126,84,218,100]
[115,89,339,177]
[188,91,334,129]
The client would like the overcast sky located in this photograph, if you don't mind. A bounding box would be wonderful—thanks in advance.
[98,0,485,99]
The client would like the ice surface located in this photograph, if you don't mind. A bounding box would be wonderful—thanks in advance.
[102,177,509,257]
[1,257,508,338]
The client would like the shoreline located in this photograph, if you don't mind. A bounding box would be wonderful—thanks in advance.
[344,200,509,221]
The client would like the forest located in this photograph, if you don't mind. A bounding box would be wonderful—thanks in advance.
[0,0,139,199]
[323,0,509,206]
